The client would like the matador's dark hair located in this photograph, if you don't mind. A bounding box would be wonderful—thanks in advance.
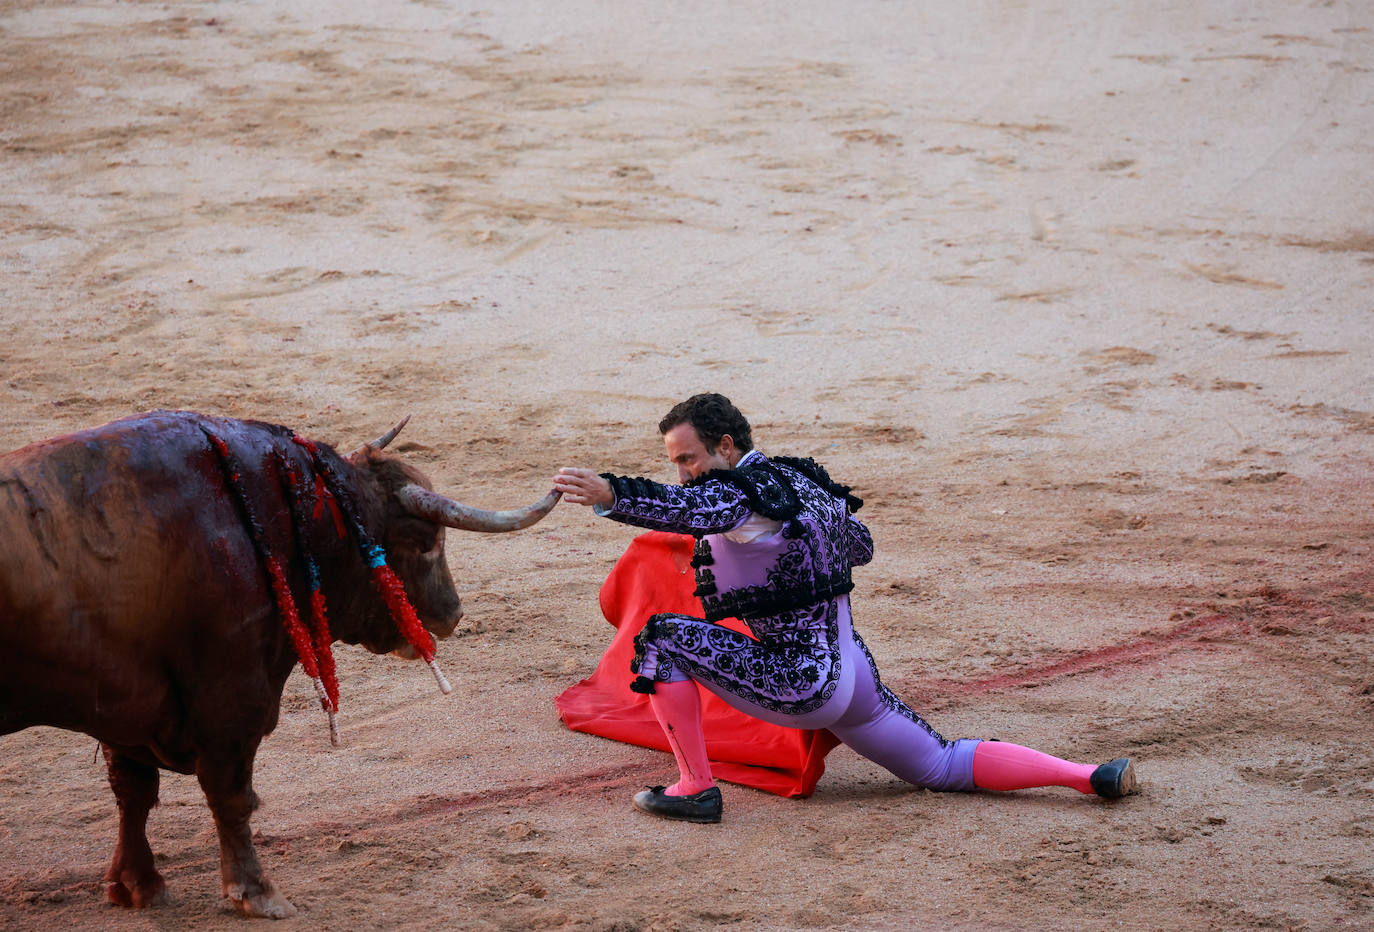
[658,392,754,454]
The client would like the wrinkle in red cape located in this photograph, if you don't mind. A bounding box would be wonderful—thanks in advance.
[554,531,840,798]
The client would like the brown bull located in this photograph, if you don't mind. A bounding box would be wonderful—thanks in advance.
[0,410,559,918]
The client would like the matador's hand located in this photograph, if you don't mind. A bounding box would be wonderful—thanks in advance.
[552,467,614,508]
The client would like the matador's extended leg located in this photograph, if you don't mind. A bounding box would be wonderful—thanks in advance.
[834,631,1136,798]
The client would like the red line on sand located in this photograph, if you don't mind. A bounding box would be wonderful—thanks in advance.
[903,611,1242,705]
[291,762,648,838]
[405,762,648,819]
[903,571,1374,703]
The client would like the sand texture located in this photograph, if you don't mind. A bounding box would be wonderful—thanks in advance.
[1,1,1372,929]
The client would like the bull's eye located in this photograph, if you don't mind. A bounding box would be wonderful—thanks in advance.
[395,517,445,562]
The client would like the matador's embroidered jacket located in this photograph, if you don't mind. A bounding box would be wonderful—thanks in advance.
[597,451,874,714]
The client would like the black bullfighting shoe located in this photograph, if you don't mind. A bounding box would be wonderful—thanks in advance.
[1089,758,1138,799]
[632,785,723,823]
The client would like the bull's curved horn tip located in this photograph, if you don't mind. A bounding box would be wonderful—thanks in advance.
[397,484,561,532]
[371,414,411,450]
[348,414,412,460]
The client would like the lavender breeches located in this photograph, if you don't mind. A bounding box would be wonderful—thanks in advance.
[636,601,980,793]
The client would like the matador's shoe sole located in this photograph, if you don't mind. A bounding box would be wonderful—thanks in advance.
[1089,758,1138,799]
[632,785,723,823]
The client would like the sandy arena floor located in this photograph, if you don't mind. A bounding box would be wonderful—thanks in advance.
[2,1,1372,928]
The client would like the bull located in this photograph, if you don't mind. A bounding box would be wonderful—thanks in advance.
[0,410,560,918]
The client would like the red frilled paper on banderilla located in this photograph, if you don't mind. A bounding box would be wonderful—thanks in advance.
[554,530,840,798]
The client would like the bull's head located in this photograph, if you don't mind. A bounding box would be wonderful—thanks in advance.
[346,417,560,658]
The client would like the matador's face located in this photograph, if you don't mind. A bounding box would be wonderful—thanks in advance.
[663,422,736,484]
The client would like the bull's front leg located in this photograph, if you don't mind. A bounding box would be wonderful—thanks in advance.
[195,749,296,919]
[101,744,168,908]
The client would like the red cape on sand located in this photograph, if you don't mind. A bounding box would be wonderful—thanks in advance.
[554,530,841,798]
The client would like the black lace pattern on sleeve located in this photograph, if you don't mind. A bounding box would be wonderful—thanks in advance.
[600,472,752,534]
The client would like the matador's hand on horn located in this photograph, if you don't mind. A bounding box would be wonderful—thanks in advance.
[553,468,614,508]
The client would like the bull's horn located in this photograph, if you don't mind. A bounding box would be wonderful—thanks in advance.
[397,485,562,532]
[350,415,412,459]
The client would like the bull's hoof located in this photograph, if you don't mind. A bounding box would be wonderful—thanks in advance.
[226,881,297,919]
[104,874,167,908]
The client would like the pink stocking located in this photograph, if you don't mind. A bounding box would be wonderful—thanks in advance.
[972,741,1096,794]
[648,680,715,796]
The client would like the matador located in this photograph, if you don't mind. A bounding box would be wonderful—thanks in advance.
[553,393,1137,823]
